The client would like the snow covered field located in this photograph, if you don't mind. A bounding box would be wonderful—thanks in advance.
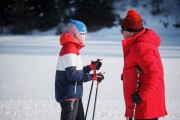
[0,25,180,120]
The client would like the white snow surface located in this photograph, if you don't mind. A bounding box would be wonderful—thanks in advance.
[0,26,180,120]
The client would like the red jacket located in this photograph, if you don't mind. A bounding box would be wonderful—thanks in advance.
[55,32,93,102]
[122,29,167,119]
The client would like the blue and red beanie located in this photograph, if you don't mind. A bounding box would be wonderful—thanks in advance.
[69,19,87,34]
[67,19,87,44]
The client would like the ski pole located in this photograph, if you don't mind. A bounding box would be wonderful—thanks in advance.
[85,59,102,120]
[92,81,99,120]
[132,67,142,120]
[85,80,94,120]
[92,72,105,120]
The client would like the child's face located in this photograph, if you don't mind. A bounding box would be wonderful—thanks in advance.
[80,33,87,42]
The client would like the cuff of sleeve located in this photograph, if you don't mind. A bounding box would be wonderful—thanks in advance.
[89,64,94,70]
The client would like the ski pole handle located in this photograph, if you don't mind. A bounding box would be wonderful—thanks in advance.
[98,72,105,75]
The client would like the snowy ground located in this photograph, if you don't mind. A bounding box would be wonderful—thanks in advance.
[0,26,180,120]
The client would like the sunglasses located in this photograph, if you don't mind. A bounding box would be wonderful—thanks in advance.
[80,32,87,35]
[121,26,127,32]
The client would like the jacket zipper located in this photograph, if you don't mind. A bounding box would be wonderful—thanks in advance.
[74,82,77,94]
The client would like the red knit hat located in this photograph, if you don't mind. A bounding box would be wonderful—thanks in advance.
[121,9,143,32]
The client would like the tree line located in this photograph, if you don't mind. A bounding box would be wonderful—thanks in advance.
[0,0,118,34]
[0,0,179,34]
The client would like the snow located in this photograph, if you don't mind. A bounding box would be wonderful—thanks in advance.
[0,27,180,120]
[1,4,180,120]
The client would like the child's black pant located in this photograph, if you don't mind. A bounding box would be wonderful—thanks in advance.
[128,118,158,120]
[60,98,84,120]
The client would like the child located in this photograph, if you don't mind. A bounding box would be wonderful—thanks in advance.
[55,19,104,120]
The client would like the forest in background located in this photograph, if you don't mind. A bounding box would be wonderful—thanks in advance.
[0,0,179,34]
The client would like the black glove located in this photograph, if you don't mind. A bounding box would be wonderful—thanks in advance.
[92,73,104,83]
[90,59,102,70]
[131,91,142,104]
[97,73,104,83]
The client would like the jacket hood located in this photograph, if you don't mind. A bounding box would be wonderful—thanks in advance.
[60,32,84,49]
[137,29,161,47]
[122,28,161,50]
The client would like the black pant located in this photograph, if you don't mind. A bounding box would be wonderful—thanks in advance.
[60,98,84,120]
[128,118,158,120]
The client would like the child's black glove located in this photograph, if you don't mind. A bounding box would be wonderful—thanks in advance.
[89,59,102,70]
[92,73,104,83]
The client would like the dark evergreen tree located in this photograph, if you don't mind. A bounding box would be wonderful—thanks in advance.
[32,0,60,31]
[70,0,117,32]
[0,0,14,33]
[130,0,139,7]
[1,0,39,34]
[1,0,61,34]
[9,0,37,34]
[55,0,73,34]
[151,0,163,15]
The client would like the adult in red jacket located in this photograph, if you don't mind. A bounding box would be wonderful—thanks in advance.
[121,10,167,120]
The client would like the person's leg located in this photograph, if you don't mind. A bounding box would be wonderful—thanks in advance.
[60,99,79,120]
[76,98,85,120]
